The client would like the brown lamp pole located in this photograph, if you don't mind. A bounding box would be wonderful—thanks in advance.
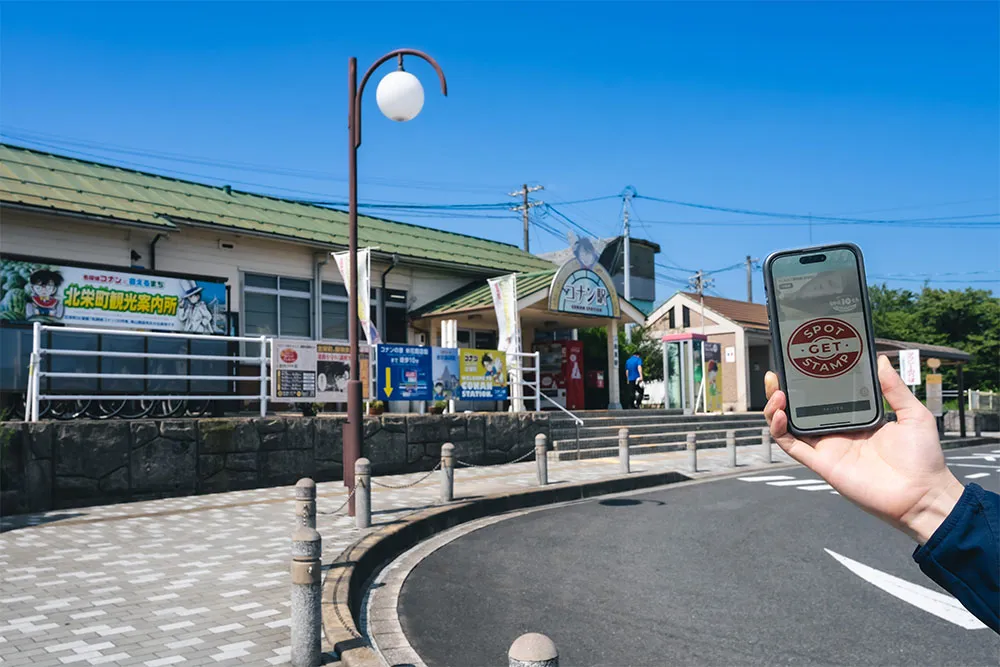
[345,50,447,515]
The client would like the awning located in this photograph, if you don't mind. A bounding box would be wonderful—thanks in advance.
[874,338,971,363]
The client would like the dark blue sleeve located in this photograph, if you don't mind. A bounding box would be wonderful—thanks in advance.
[912,483,1000,633]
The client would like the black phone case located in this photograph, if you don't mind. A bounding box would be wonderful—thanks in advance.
[762,242,885,437]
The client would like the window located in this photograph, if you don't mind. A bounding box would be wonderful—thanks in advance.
[456,329,498,350]
[383,289,408,343]
[244,273,312,339]
[682,305,691,328]
[322,284,408,343]
[668,307,675,329]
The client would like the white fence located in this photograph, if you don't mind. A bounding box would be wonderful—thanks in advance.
[27,322,271,422]
[969,390,1000,413]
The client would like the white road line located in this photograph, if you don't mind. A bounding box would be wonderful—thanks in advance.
[825,549,987,630]
[965,472,992,480]
[737,475,795,482]
[799,483,834,491]
[948,463,1000,470]
[767,479,824,487]
[947,455,997,462]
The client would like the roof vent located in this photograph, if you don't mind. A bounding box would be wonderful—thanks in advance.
[223,185,232,195]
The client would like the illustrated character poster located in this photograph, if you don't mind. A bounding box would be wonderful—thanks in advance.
[0,257,226,333]
[316,344,370,402]
[703,342,723,412]
[458,348,508,401]
[431,347,460,401]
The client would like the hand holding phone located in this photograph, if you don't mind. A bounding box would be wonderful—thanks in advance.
[763,357,964,545]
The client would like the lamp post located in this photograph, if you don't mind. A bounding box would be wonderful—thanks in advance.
[345,50,447,515]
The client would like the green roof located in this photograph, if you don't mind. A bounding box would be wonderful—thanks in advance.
[0,143,554,274]
[411,269,557,318]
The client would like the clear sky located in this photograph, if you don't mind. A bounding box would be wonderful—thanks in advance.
[2,1,998,302]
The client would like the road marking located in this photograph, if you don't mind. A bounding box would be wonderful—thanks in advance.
[825,549,987,630]
[737,475,795,482]
[799,483,834,491]
[766,479,824,487]
[948,464,1000,471]
[965,472,992,480]
[947,455,997,462]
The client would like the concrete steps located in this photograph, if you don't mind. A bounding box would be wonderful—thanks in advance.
[554,433,763,461]
[554,425,765,451]
[551,417,766,441]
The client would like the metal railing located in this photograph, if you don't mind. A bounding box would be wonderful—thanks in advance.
[507,350,542,412]
[26,322,272,422]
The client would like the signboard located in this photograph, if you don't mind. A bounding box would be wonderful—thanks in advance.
[0,256,227,333]
[377,344,432,402]
[724,346,736,363]
[432,347,460,401]
[704,342,723,412]
[271,340,318,400]
[459,348,508,400]
[316,344,370,402]
[926,373,943,417]
[787,318,863,379]
[899,349,921,386]
[547,235,620,318]
[333,248,380,345]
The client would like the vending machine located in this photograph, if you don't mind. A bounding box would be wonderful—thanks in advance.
[533,340,585,410]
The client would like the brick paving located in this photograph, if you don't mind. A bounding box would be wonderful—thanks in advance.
[0,443,792,666]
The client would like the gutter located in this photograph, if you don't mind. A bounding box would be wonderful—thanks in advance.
[149,233,164,271]
[314,252,330,340]
[379,253,400,336]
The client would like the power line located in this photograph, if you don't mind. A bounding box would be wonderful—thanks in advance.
[869,276,1000,284]
[509,184,545,252]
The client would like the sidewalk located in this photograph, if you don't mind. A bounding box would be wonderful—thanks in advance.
[0,444,793,666]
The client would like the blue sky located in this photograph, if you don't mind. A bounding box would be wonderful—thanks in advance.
[2,1,998,302]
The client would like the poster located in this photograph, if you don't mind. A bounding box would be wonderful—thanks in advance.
[0,256,227,333]
[431,347,460,401]
[271,339,318,400]
[376,344,431,401]
[458,348,508,401]
[704,342,723,412]
[488,274,520,353]
[925,373,943,417]
[333,248,380,345]
[316,344,370,402]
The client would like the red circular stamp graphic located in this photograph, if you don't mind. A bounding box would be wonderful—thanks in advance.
[787,318,863,378]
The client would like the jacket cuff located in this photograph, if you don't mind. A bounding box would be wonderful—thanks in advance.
[912,483,982,563]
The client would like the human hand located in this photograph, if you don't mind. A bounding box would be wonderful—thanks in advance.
[764,355,964,544]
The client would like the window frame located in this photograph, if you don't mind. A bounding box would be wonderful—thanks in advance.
[242,272,313,340]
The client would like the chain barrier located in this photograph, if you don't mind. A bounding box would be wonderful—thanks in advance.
[456,446,537,468]
[371,461,442,489]
[316,483,358,516]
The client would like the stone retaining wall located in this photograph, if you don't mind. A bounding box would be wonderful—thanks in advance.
[0,412,549,515]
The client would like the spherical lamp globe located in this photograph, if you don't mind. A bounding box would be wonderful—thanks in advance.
[376,70,425,122]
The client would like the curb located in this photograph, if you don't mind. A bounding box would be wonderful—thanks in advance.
[321,468,694,666]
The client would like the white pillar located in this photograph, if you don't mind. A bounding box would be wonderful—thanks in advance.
[607,319,621,409]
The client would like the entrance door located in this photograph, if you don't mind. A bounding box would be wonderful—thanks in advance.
[748,345,771,410]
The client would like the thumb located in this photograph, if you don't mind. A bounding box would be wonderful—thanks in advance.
[877,355,929,422]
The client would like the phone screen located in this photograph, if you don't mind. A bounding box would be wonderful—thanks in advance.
[770,248,878,431]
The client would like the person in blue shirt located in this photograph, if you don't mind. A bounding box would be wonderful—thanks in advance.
[764,355,999,633]
[625,353,644,409]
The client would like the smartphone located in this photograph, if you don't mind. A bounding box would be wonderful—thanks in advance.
[763,243,883,436]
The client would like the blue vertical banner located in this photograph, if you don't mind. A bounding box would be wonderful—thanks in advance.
[377,344,431,401]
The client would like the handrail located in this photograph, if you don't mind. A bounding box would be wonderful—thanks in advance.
[536,390,583,426]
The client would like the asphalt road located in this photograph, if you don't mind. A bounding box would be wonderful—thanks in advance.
[398,444,1000,667]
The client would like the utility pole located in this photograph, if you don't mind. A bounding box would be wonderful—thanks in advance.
[622,188,634,342]
[509,184,544,253]
[745,255,759,303]
[688,270,715,335]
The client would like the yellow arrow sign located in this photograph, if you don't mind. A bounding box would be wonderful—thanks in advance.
[384,366,393,398]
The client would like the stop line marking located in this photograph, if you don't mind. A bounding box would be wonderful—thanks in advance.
[965,472,992,480]
[739,475,838,494]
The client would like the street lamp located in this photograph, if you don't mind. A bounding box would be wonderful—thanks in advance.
[344,50,447,515]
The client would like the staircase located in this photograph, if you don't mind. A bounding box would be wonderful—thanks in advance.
[549,409,768,461]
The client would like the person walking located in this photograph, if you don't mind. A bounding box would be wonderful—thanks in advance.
[625,352,644,409]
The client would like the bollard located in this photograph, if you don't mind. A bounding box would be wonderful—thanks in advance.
[355,458,371,530]
[440,443,455,503]
[686,433,697,473]
[618,428,630,474]
[761,427,772,463]
[936,416,945,439]
[290,527,322,667]
[726,430,737,468]
[535,434,548,486]
[974,413,982,438]
[509,632,559,667]
[294,478,316,529]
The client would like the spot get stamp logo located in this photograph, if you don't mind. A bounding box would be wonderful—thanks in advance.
[787,318,863,378]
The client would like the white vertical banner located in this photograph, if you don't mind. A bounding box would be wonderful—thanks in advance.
[333,248,380,346]
[899,349,921,387]
[488,273,524,411]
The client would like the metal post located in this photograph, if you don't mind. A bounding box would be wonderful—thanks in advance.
[31,322,42,422]
[535,434,548,486]
[575,421,581,461]
[440,443,454,503]
[509,632,559,667]
[345,56,362,517]
[957,365,967,438]
[534,352,541,411]
[618,428,630,474]
[259,335,268,418]
[294,478,316,529]
[290,527,321,667]
[355,458,371,529]
[761,427,772,463]
[727,430,737,468]
[686,432,697,473]
[974,413,982,438]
